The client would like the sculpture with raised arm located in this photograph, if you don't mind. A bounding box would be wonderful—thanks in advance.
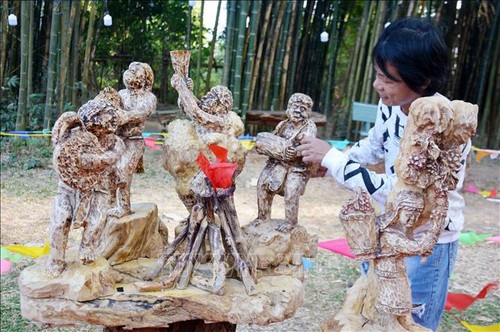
[109,62,157,218]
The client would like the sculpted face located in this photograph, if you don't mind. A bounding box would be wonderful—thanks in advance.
[199,86,233,115]
[399,208,421,229]
[123,62,154,91]
[288,102,310,124]
[123,63,146,90]
[286,93,313,124]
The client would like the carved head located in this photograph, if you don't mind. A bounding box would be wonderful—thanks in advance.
[447,100,478,146]
[199,85,233,115]
[409,96,454,136]
[383,190,425,230]
[287,93,313,124]
[78,99,121,137]
[123,62,154,91]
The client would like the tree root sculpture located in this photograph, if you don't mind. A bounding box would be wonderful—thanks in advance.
[138,188,256,296]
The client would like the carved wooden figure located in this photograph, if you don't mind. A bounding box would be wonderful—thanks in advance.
[324,96,478,331]
[255,93,317,228]
[139,51,255,295]
[46,88,125,277]
[109,62,157,218]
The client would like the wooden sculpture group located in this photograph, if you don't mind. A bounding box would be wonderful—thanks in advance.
[18,51,477,331]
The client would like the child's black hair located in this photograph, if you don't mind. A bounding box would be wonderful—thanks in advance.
[373,17,448,96]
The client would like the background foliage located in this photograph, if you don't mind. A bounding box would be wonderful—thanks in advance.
[1,0,498,147]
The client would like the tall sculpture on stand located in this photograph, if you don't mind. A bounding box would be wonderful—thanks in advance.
[322,96,478,331]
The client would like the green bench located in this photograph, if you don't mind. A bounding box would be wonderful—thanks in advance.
[351,101,378,139]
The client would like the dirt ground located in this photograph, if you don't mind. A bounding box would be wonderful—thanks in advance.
[1,120,499,330]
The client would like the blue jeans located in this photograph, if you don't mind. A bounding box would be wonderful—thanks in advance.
[406,241,459,331]
[360,241,458,332]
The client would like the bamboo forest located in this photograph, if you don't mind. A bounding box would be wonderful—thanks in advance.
[1,0,499,148]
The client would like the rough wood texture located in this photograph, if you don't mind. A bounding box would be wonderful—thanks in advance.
[242,218,318,281]
[110,62,158,218]
[47,88,126,277]
[22,57,314,330]
[20,205,305,329]
[324,96,478,331]
[143,51,255,295]
[98,203,165,265]
[255,93,317,227]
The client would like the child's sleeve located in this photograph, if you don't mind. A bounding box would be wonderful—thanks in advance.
[321,101,395,207]
[321,148,396,207]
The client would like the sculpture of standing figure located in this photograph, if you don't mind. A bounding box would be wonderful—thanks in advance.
[326,96,478,331]
[46,88,125,277]
[255,93,317,227]
[109,62,157,218]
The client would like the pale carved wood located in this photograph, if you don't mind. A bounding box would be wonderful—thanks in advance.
[47,87,126,277]
[255,93,317,228]
[323,96,478,331]
[140,50,256,295]
[20,58,315,330]
[109,62,158,218]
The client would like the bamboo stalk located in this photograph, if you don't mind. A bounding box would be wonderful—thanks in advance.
[44,0,61,130]
[248,1,273,111]
[241,0,261,118]
[222,0,237,86]
[287,0,304,98]
[195,0,204,96]
[231,0,248,114]
[262,1,285,109]
[57,0,77,116]
[279,0,298,111]
[205,0,222,92]
[271,1,292,111]
[15,0,29,131]
[81,0,96,102]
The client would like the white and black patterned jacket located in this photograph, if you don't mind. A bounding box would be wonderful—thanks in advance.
[321,94,470,244]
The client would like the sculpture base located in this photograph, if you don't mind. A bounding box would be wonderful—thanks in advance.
[18,205,307,329]
[103,320,236,331]
[320,271,430,332]
[20,272,304,329]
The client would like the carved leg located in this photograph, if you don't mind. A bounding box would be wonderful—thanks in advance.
[144,220,189,280]
[283,177,302,225]
[256,186,273,221]
[79,191,108,265]
[46,184,76,277]
[218,195,254,274]
[108,182,130,218]
[207,223,226,295]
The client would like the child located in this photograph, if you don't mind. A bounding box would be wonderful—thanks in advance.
[297,17,470,331]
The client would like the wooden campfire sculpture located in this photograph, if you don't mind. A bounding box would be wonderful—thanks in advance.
[18,54,316,330]
[322,96,478,332]
[136,50,256,295]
